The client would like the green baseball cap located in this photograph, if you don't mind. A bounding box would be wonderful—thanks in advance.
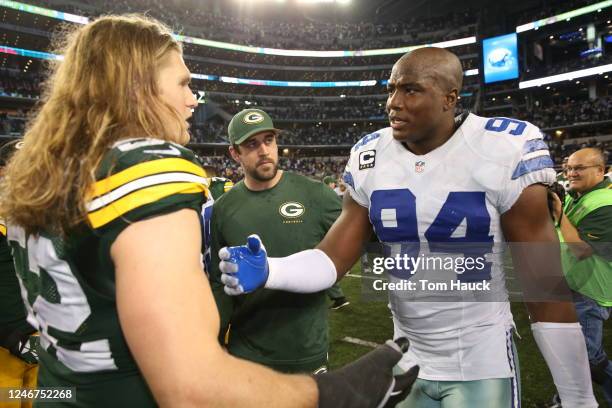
[323,176,336,185]
[228,109,279,145]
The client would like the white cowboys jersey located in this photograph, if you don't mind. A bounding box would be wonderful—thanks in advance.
[343,113,556,381]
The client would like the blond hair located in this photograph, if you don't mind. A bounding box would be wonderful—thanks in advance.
[0,14,185,235]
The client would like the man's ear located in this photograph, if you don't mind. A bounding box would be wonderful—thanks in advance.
[443,88,459,112]
[229,145,241,163]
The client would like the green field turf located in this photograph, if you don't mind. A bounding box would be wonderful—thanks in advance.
[327,266,612,407]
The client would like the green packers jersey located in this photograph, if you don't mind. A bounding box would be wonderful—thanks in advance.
[0,219,32,338]
[207,177,234,200]
[6,138,209,407]
[209,171,341,373]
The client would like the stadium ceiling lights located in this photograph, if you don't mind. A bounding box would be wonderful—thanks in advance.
[0,0,88,24]
[516,0,612,33]
[295,0,351,3]
[0,0,471,57]
[518,64,612,89]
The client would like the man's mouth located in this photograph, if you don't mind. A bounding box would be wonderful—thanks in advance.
[389,117,408,129]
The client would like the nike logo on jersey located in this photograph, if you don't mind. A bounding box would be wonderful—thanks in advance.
[143,145,182,156]
[115,138,166,151]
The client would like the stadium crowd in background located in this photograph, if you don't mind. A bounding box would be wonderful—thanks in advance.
[57,0,476,50]
[198,154,348,183]
[0,0,610,405]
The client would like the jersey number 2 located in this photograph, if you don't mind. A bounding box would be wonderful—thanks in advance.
[11,232,117,372]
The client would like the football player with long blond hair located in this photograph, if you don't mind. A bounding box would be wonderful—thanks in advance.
[0,14,416,408]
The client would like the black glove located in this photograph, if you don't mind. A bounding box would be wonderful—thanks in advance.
[1,326,39,364]
[314,337,419,408]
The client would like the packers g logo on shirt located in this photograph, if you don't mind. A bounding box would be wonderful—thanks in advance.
[279,201,305,218]
[243,112,265,125]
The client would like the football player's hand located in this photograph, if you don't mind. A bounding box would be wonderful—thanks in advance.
[219,234,269,295]
[314,337,419,408]
[551,190,563,223]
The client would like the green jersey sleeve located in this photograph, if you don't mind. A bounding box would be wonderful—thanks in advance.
[88,138,210,239]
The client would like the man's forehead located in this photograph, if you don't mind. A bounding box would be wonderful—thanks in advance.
[568,153,593,165]
[388,67,421,84]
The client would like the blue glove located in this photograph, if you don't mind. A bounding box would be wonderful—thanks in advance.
[219,234,269,295]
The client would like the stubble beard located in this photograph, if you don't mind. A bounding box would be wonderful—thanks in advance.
[248,161,278,182]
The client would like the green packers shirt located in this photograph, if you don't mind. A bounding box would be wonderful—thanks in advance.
[6,138,209,407]
[209,171,341,373]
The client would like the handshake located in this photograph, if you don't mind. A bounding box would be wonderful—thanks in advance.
[218,235,420,407]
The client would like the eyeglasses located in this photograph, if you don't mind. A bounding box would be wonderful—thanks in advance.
[564,165,601,173]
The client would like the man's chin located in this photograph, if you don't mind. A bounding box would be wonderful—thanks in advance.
[391,129,417,142]
[252,167,278,182]
[569,181,583,192]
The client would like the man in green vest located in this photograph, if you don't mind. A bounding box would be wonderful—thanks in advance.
[552,147,612,405]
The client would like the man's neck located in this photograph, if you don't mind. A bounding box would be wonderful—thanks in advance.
[244,169,284,191]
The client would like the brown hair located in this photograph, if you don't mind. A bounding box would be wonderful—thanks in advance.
[0,14,185,235]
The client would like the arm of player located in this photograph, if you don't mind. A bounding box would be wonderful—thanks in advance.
[114,209,315,407]
[501,184,597,408]
[113,208,415,408]
[220,193,372,295]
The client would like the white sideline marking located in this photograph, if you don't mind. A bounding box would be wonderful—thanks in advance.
[346,273,381,281]
[342,337,381,348]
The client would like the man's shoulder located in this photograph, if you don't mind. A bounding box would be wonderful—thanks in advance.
[287,172,338,194]
[460,113,547,168]
[581,181,612,209]
[89,138,208,231]
[98,138,200,176]
[284,171,321,186]
[350,128,392,154]
[213,180,246,205]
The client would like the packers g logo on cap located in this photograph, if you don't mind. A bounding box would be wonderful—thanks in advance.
[243,112,265,125]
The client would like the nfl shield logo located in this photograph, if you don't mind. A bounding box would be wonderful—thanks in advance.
[415,161,425,173]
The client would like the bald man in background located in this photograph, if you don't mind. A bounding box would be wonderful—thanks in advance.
[553,147,612,405]
[219,47,598,407]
